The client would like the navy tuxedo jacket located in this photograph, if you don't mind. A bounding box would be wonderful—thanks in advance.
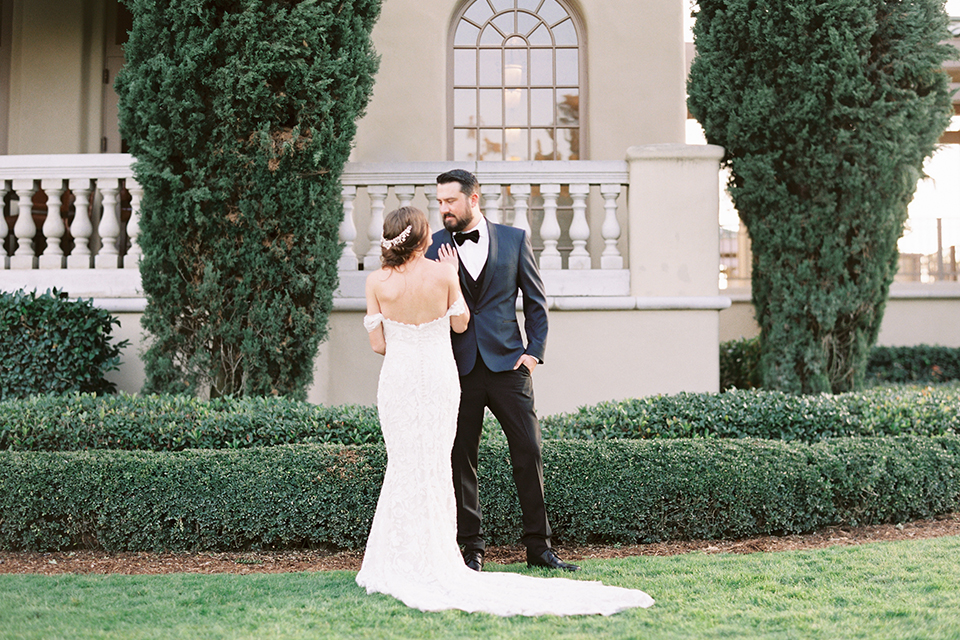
[426,219,548,376]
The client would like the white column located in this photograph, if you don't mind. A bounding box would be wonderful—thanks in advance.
[510,184,531,233]
[11,179,37,269]
[38,179,66,268]
[538,184,562,270]
[364,185,389,271]
[424,184,441,232]
[338,185,358,271]
[0,183,8,269]
[480,184,501,224]
[66,179,93,269]
[600,184,624,269]
[124,179,143,269]
[567,183,590,269]
[95,178,121,269]
[395,185,416,208]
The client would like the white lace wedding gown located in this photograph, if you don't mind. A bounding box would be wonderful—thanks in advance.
[356,300,654,616]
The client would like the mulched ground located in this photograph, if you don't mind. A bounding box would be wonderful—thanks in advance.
[2,512,958,575]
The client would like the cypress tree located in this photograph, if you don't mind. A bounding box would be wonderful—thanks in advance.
[688,0,955,393]
[116,0,381,398]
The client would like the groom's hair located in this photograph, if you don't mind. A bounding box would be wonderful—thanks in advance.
[437,169,479,197]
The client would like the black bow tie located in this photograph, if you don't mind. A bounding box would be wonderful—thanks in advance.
[454,229,480,246]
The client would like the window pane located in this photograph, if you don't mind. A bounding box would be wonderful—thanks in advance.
[454,49,477,85]
[556,128,578,160]
[531,128,556,160]
[505,35,526,48]
[518,0,541,11]
[528,22,551,46]
[492,12,514,35]
[557,88,578,126]
[552,18,577,45]
[504,128,528,162]
[463,1,493,24]
[530,48,552,85]
[480,24,503,45]
[504,89,528,126]
[479,130,504,160]
[455,21,481,46]
[531,88,554,126]
[538,0,568,26]
[516,11,540,36]
[556,48,578,85]
[479,88,502,127]
[478,49,502,86]
[504,48,527,85]
[489,0,512,11]
[454,129,478,162]
[455,89,477,126]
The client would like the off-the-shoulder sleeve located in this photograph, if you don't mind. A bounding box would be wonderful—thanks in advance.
[363,313,383,332]
[445,298,467,318]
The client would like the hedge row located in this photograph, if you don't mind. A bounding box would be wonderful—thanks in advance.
[868,345,960,384]
[539,386,960,442]
[720,338,960,391]
[2,436,958,551]
[0,394,504,451]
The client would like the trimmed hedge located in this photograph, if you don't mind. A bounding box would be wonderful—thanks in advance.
[539,386,960,442]
[2,437,958,551]
[867,345,960,384]
[0,394,507,451]
[0,394,381,451]
[720,338,960,391]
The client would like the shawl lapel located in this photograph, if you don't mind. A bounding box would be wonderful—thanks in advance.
[476,218,497,302]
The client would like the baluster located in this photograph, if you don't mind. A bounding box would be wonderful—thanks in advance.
[568,184,590,269]
[424,184,441,232]
[39,179,66,269]
[538,184,562,270]
[67,179,93,268]
[11,179,37,269]
[364,185,388,271]
[510,184,531,233]
[600,184,624,269]
[480,184,501,224]
[338,185,358,271]
[0,182,8,269]
[95,178,121,269]
[395,185,416,208]
[124,179,143,268]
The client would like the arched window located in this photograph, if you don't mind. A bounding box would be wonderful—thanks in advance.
[451,0,582,161]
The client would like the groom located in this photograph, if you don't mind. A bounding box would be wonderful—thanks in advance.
[426,169,579,573]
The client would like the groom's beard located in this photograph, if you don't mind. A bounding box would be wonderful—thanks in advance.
[443,214,471,233]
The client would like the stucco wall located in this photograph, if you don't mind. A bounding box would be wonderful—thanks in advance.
[719,284,960,348]
[351,0,686,163]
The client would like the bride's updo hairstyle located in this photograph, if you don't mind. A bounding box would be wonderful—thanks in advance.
[380,206,429,268]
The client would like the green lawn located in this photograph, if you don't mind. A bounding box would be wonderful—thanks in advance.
[3,536,959,640]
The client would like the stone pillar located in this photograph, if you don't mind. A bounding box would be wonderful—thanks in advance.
[626,144,725,298]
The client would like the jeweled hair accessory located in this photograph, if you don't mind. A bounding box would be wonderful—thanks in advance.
[380,224,412,250]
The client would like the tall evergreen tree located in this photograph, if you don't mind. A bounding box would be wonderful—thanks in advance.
[688,0,955,393]
[116,0,381,398]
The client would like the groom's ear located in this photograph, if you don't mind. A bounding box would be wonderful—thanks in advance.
[469,191,480,208]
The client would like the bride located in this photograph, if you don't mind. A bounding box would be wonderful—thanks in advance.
[356,206,654,616]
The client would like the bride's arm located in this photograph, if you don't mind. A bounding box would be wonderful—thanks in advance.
[365,272,387,355]
[446,270,470,334]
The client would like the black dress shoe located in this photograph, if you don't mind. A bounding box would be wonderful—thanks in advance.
[527,549,580,571]
[463,550,484,572]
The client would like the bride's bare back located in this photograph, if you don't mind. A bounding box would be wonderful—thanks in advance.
[369,256,456,326]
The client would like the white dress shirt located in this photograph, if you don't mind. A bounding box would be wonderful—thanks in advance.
[455,217,489,281]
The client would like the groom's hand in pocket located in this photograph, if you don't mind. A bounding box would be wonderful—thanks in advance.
[514,354,538,375]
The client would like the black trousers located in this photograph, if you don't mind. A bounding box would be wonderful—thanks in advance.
[453,355,552,556]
